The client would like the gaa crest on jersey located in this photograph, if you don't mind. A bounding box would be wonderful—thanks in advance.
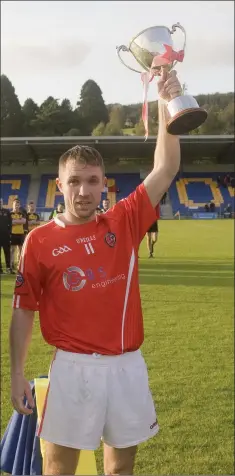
[15,271,24,288]
[105,232,116,248]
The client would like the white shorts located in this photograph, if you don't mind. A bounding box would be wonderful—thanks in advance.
[38,349,159,450]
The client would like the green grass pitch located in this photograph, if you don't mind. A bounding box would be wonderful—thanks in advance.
[1,220,234,475]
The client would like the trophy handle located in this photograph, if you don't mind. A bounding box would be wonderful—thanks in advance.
[116,45,143,74]
[170,22,186,68]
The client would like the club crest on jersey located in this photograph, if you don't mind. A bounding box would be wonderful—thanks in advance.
[105,232,116,248]
[15,271,24,288]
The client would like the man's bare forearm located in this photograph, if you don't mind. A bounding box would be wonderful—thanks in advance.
[144,101,181,206]
[154,101,180,178]
[9,309,34,376]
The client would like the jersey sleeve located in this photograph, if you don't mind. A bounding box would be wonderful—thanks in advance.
[114,183,158,246]
[12,232,42,311]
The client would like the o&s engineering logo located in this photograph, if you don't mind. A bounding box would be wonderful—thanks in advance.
[92,274,125,289]
[63,265,126,292]
[63,266,86,291]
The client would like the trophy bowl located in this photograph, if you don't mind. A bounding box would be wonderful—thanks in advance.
[116,23,207,135]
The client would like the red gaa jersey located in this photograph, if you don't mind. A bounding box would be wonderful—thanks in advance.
[13,184,156,355]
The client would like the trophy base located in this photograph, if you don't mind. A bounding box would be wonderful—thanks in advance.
[167,108,208,135]
[166,95,208,135]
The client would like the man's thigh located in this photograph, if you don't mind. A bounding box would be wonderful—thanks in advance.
[39,350,107,450]
[103,443,137,475]
[43,441,80,475]
[103,351,159,449]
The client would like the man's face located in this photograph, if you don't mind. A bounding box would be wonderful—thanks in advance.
[56,160,105,221]
[13,200,20,212]
[28,203,35,213]
[102,199,110,211]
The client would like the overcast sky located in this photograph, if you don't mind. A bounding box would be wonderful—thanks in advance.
[1,1,234,107]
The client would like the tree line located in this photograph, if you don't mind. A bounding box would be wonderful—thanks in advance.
[1,74,234,137]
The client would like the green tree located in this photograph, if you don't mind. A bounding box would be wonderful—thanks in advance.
[71,109,85,135]
[63,128,81,136]
[77,80,109,135]
[148,102,159,123]
[31,96,75,136]
[104,121,123,136]
[1,75,24,136]
[219,102,234,134]
[58,98,75,135]
[197,106,223,134]
[135,116,157,136]
[122,103,142,126]
[30,96,60,135]
[109,105,125,129]
[92,122,106,136]
[22,98,39,135]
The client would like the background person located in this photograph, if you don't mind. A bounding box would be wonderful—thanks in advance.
[146,204,160,258]
[96,206,103,215]
[0,198,12,274]
[224,203,232,218]
[49,203,65,220]
[102,198,110,212]
[27,201,41,232]
[209,202,215,213]
[10,198,26,271]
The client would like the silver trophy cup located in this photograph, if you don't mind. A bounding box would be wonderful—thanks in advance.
[116,23,207,134]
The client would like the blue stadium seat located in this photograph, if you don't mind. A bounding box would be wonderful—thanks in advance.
[108,173,141,202]
[169,172,234,215]
[0,175,31,209]
[37,175,63,212]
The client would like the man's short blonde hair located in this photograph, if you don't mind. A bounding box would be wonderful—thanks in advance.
[59,145,105,175]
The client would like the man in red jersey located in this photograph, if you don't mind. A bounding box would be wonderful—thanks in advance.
[10,69,181,475]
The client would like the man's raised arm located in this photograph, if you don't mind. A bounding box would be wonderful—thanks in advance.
[144,69,181,207]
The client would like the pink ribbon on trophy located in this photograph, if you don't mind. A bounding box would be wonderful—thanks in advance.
[141,72,154,141]
[151,45,184,69]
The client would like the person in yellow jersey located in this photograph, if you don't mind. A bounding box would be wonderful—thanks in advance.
[49,203,65,220]
[26,201,41,233]
[10,199,26,271]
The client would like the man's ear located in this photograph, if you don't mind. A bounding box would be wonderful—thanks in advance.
[56,177,63,193]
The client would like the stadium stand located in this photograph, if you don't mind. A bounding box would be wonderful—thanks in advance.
[37,173,141,213]
[1,136,234,219]
[0,172,233,219]
[0,173,141,217]
[169,172,234,216]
